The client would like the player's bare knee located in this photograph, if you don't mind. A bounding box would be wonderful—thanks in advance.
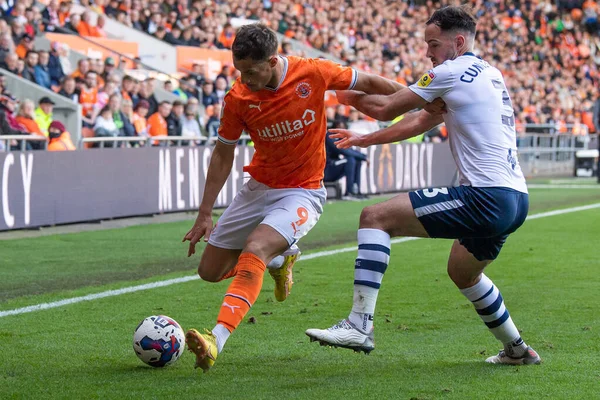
[242,240,271,263]
[359,205,384,230]
[197,262,223,282]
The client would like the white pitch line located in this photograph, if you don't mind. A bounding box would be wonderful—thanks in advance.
[525,202,600,220]
[1,203,599,319]
[528,184,600,189]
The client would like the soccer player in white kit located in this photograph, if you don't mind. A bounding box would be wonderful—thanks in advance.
[306,5,541,365]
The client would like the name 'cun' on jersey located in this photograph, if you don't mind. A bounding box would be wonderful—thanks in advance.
[409,52,528,194]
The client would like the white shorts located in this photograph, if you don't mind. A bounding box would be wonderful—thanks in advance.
[208,179,327,250]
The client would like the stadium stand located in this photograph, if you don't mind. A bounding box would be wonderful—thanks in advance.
[0,0,598,150]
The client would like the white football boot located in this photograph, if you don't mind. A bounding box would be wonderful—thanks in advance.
[485,346,541,365]
[306,319,375,354]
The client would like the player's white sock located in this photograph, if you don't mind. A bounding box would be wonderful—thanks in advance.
[212,323,231,353]
[460,274,527,357]
[266,244,300,269]
[348,229,390,333]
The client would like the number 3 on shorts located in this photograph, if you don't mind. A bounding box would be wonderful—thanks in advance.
[422,187,449,198]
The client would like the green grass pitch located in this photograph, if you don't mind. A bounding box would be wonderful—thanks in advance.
[1,186,599,399]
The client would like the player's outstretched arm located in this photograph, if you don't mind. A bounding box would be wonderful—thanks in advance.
[183,141,236,257]
[330,110,443,148]
[353,71,406,95]
[337,88,429,122]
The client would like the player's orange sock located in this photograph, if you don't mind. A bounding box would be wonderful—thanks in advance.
[217,265,239,281]
[217,252,265,332]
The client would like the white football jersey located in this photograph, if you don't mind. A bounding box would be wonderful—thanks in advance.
[409,53,528,193]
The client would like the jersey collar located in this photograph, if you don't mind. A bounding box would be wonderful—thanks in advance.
[265,56,288,92]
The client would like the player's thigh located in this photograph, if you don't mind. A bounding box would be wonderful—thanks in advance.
[360,192,430,238]
[198,244,242,282]
[208,179,267,250]
[244,224,291,264]
[447,240,492,289]
[260,187,326,251]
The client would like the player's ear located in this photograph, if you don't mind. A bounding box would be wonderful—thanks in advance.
[268,56,278,68]
[455,34,465,50]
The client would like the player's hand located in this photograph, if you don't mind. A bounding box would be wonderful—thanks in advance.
[335,90,362,106]
[329,129,367,149]
[423,98,447,115]
[182,212,213,257]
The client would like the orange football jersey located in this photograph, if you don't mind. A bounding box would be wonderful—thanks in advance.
[218,56,357,189]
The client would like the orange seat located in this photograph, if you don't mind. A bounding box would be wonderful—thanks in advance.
[81,127,95,149]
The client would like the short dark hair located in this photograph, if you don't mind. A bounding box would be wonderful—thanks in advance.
[232,23,278,61]
[426,6,477,35]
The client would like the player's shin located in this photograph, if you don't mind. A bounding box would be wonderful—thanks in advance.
[348,228,391,333]
[214,252,266,353]
[460,274,528,357]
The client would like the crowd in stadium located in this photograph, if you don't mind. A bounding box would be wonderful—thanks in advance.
[0,0,599,150]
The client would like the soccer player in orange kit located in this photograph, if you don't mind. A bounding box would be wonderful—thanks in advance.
[182,23,418,372]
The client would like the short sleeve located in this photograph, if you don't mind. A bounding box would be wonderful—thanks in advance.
[312,58,358,91]
[217,95,245,145]
[408,63,454,102]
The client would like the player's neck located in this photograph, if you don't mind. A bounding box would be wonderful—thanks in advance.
[265,56,283,90]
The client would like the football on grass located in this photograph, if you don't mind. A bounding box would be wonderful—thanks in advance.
[133,315,185,367]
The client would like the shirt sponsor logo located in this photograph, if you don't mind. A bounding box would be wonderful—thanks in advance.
[256,109,316,142]
[417,71,436,88]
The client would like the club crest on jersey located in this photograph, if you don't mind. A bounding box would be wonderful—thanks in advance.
[295,82,312,98]
[417,71,436,88]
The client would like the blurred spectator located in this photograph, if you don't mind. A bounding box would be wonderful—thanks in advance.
[16,99,44,137]
[324,128,368,200]
[93,105,120,143]
[171,80,188,102]
[218,23,235,49]
[34,97,55,137]
[138,78,158,115]
[0,91,27,135]
[71,58,90,80]
[119,98,136,137]
[78,11,94,36]
[121,75,136,103]
[214,76,228,103]
[47,43,66,87]
[0,53,19,74]
[102,57,116,82]
[181,77,199,100]
[80,71,98,126]
[205,103,221,140]
[34,50,51,89]
[42,0,61,32]
[201,80,218,108]
[21,50,38,83]
[47,120,76,151]
[15,34,33,59]
[65,13,81,33]
[0,33,12,65]
[147,100,171,138]
[182,104,202,139]
[189,63,206,87]
[58,76,79,102]
[132,99,149,136]
[167,100,184,137]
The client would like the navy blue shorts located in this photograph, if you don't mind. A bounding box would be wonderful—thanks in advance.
[408,186,529,261]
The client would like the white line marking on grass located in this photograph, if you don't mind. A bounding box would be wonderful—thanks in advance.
[2,204,599,318]
[525,202,600,220]
[528,184,600,189]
